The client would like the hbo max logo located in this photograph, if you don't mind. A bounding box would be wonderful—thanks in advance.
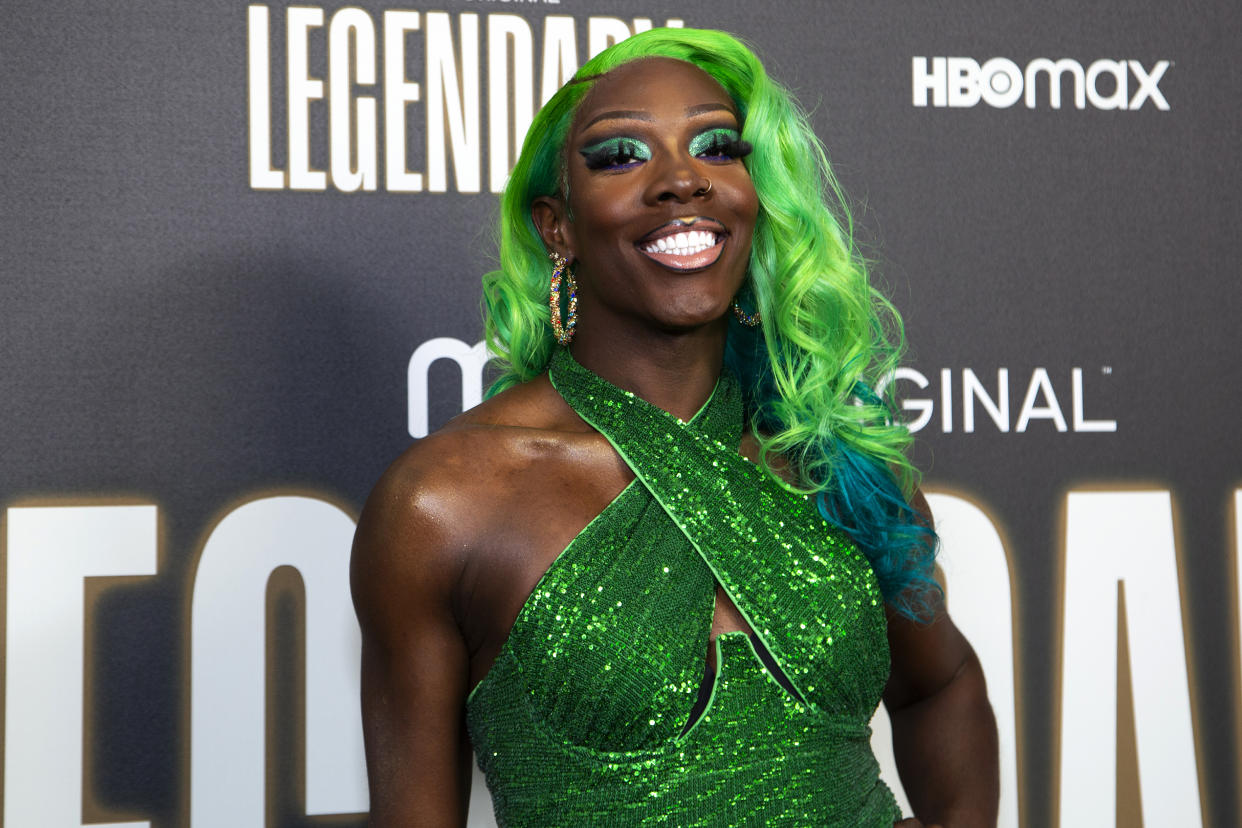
[913,56,1170,110]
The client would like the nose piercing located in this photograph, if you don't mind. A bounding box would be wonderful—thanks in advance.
[698,178,712,195]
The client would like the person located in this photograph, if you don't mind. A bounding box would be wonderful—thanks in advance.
[352,27,998,827]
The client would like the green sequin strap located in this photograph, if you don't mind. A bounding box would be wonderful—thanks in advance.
[548,350,889,715]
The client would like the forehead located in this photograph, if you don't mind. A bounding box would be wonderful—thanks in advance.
[572,57,737,129]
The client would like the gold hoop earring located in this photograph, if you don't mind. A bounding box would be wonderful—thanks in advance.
[731,298,760,327]
[549,252,578,345]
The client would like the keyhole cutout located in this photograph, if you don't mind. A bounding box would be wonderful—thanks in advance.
[707,584,752,670]
[681,584,805,735]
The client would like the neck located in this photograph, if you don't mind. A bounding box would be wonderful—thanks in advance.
[567,320,729,422]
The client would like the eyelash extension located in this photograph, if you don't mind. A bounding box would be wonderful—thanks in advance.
[578,137,652,170]
[688,127,753,161]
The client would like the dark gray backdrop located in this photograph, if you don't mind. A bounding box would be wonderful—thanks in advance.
[2,1,1239,825]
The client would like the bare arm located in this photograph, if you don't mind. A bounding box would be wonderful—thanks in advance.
[351,456,474,827]
[883,492,999,827]
[885,607,998,827]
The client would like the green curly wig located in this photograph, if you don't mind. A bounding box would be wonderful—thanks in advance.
[481,27,938,616]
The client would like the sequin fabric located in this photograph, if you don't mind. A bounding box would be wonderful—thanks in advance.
[465,350,899,826]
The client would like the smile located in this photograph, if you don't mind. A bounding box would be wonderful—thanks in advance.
[636,220,728,272]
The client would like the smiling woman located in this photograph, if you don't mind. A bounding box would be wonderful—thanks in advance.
[534,57,759,347]
[351,28,998,828]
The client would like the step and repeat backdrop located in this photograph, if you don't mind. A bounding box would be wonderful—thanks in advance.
[3,1,1239,826]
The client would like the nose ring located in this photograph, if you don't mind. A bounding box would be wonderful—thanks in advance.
[698,178,713,195]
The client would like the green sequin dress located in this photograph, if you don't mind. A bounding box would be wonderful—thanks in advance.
[465,350,900,826]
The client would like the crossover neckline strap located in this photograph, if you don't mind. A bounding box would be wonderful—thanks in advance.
[549,348,743,448]
[548,348,887,711]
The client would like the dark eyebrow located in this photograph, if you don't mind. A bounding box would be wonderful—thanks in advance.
[581,109,654,130]
[580,102,737,131]
[685,102,735,118]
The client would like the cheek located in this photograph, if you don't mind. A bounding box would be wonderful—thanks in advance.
[737,176,759,223]
[568,180,637,245]
[717,164,758,221]
[730,180,760,243]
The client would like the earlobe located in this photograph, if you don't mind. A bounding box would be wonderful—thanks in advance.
[532,196,574,261]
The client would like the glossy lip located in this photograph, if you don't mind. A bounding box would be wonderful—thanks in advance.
[635,218,729,272]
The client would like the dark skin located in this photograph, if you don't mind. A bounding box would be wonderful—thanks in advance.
[351,58,998,827]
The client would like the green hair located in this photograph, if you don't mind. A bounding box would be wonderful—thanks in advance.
[481,28,938,617]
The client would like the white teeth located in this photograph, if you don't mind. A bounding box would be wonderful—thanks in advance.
[642,229,720,256]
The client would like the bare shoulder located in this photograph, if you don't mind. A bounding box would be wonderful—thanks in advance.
[349,381,588,826]
[350,374,590,617]
[409,370,594,505]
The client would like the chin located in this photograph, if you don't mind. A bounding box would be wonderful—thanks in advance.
[650,297,733,332]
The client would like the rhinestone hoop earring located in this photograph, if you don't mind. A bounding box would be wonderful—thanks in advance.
[731,298,761,327]
[549,252,578,346]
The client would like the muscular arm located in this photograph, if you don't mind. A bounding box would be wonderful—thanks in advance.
[883,492,998,827]
[885,608,998,827]
[351,456,474,827]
